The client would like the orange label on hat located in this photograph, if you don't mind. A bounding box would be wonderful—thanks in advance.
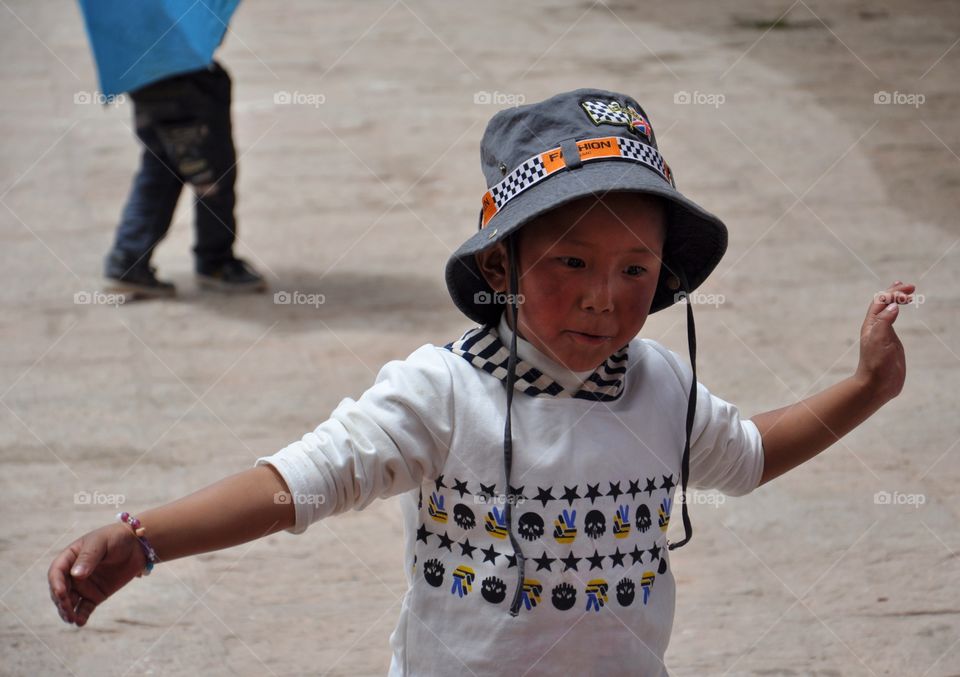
[481,191,497,228]
[541,148,565,173]
[577,136,620,161]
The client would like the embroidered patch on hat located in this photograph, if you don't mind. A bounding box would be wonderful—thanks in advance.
[580,99,652,141]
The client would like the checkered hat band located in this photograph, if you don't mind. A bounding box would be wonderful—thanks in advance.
[480,136,673,228]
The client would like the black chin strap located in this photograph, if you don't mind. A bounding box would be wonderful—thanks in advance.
[503,236,527,616]
[669,268,697,551]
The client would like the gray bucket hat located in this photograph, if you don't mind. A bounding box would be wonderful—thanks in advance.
[445,87,728,325]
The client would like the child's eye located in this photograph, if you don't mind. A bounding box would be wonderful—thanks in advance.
[625,265,647,276]
[559,257,586,269]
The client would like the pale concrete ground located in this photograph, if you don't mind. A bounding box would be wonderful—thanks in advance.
[1,1,958,675]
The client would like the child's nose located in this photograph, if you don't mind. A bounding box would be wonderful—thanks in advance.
[581,275,614,312]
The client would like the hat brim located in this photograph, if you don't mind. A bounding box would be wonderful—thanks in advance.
[445,159,728,325]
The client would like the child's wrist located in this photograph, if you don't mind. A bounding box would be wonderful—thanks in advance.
[117,512,159,576]
[850,369,894,407]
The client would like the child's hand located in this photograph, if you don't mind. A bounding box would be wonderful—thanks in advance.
[47,523,147,627]
[855,280,915,403]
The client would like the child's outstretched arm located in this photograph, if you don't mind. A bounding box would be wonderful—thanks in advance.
[48,465,294,627]
[752,281,915,485]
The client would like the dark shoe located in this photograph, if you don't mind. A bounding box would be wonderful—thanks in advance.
[196,258,266,293]
[104,251,176,299]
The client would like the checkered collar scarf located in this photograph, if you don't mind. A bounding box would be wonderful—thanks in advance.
[443,324,629,402]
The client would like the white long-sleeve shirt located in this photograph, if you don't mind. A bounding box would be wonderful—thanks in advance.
[257,319,764,676]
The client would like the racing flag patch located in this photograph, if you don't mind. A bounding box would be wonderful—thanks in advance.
[580,99,652,141]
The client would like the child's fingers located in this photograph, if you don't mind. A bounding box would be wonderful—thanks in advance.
[69,536,107,579]
[868,282,916,318]
[47,545,79,623]
[878,301,900,324]
[75,597,98,627]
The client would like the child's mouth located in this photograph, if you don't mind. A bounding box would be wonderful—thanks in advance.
[567,330,611,346]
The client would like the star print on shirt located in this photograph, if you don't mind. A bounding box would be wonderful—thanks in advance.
[561,485,580,506]
[416,524,431,544]
[434,475,446,492]
[481,545,501,564]
[507,485,526,502]
[478,483,496,500]
[609,547,626,568]
[437,531,454,551]
[561,552,581,571]
[505,553,517,568]
[584,483,602,504]
[627,479,642,500]
[660,475,676,492]
[533,552,556,572]
[535,486,555,508]
[648,543,662,561]
[630,545,644,565]
[459,539,477,559]
[587,549,605,570]
[644,477,658,497]
[452,478,469,498]
[607,481,623,501]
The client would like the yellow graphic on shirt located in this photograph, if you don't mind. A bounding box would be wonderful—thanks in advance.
[658,497,672,532]
[451,565,475,598]
[613,504,631,539]
[641,571,656,605]
[585,579,609,612]
[553,509,577,543]
[521,578,543,610]
[428,491,448,523]
[485,505,508,539]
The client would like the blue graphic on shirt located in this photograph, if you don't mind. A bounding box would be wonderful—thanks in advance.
[484,505,508,539]
[451,565,475,597]
[585,579,608,612]
[553,509,577,543]
[641,571,656,604]
[428,492,448,523]
[521,579,543,610]
[613,504,631,538]
[658,497,672,532]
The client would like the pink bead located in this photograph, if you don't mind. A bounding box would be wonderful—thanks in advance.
[120,512,130,522]
[130,518,141,529]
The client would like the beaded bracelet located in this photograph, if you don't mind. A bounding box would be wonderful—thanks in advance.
[117,511,158,576]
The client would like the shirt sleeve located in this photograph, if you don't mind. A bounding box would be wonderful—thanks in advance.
[255,344,455,533]
[643,340,765,496]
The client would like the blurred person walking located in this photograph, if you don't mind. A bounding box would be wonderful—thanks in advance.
[78,0,265,297]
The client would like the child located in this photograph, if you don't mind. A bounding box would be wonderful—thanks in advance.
[49,89,914,675]
[104,61,266,297]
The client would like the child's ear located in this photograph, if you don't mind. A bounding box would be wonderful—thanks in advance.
[475,243,509,293]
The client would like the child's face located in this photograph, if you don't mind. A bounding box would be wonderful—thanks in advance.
[476,193,665,371]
